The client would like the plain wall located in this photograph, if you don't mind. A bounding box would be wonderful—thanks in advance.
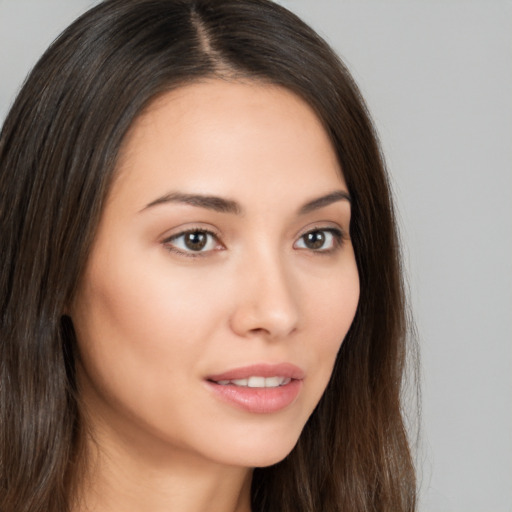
[1,1,511,510]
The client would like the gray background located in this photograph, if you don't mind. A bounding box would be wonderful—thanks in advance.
[1,1,511,510]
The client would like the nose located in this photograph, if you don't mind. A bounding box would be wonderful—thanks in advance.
[229,251,300,340]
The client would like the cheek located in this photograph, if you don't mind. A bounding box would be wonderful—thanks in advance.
[70,248,230,449]
[75,244,214,345]
[71,242,232,399]
[307,256,359,340]
[298,258,360,396]
[71,251,182,397]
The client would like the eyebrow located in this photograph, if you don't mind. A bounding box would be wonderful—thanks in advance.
[298,190,351,214]
[141,189,351,215]
[142,192,242,214]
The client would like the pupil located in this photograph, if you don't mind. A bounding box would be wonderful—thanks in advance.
[305,231,325,249]
[185,232,207,251]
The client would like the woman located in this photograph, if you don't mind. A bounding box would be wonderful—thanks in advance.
[0,0,416,511]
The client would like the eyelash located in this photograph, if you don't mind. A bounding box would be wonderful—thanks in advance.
[162,226,345,258]
[295,227,345,254]
[163,228,222,258]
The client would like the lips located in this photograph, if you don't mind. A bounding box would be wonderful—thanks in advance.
[215,376,291,388]
[207,363,305,383]
[206,363,304,413]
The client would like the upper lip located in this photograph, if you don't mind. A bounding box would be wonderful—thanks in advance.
[207,363,305,382]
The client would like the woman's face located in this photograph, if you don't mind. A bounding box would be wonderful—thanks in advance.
[71,80,359,469]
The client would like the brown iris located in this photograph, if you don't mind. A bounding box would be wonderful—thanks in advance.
[303,231,325,250]
[184,231,208,251]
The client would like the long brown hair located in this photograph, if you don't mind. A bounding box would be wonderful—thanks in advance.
[0,1,417,510]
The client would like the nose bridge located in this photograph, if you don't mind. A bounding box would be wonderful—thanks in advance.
[230,240,299,339]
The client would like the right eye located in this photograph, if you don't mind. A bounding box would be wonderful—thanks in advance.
[163,229,221,256]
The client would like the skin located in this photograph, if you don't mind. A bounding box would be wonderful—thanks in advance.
[70,80,360,512]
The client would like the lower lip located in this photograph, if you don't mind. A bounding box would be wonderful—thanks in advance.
[206,379,302,414]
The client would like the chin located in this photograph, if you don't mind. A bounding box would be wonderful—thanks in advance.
[209,426,304,469]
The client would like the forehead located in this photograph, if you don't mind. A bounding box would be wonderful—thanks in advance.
[112,79,345,210]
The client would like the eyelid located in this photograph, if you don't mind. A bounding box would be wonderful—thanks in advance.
[294,224,346,253]
[295,222,346,239]
[160,222,347,258]
[161,225,224,257]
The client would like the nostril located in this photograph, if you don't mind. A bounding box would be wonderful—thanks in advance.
[229,301,299,340]
[228,260,300,339]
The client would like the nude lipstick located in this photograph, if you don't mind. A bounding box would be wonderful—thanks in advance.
[205,363,304,414]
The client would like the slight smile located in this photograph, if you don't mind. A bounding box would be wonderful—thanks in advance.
[206,363,304,414]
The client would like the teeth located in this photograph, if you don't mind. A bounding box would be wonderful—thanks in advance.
[260,376,280,387]
[216,376,291,388]
[248,376,265,388]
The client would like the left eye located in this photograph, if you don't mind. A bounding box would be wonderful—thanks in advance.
[165,230,219,253]
[294,229,342,252]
